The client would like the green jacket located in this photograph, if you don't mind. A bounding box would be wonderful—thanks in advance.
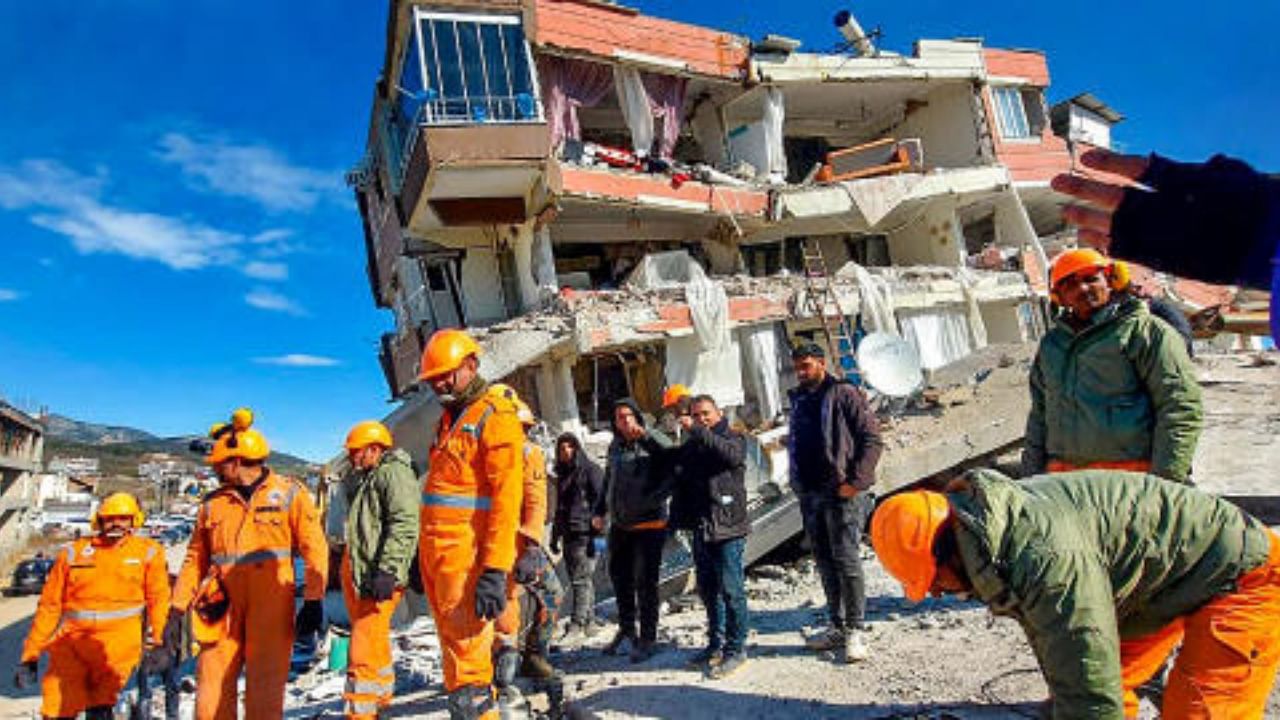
[1024,296,1202,481]
[343,448,420,595]
[950,469,1271,719]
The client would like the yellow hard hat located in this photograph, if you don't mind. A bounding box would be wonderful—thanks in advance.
[345,420,393,451]
[206,428,270,466]
[491,384,536,426]
[93,492,144,531]
[418,329,482,381]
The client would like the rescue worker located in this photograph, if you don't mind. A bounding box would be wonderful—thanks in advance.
[168,410,329,720]
[658,384,693,441]
[1024,248,1202,481]
[416,330,524,719]
[340,420,419,720]
[872,469,1280,719]
[15,492,170,720]
[787,342,882,663]
[489,386,556,697]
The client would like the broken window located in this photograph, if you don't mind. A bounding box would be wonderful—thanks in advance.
[406,10,542,127]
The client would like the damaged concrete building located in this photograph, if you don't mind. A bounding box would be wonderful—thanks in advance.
[346,0,1130,558]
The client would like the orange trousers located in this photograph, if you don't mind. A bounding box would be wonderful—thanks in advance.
[1047,459,1153,473]
[194,565,296,720]
[341,553,403,720]
[1120,532,1280,718]
[40,618,142,717]
[419,531,496,714]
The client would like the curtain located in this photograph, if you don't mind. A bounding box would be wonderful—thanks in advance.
[537,56,614,151]
[614,66,654,156]
[642,71,688,159]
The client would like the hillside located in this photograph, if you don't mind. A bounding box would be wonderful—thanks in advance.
[42,416,317,477]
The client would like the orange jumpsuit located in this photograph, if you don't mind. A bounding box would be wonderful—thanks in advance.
[495,441,548,641]
[340,553,404,720]
[173,472,329,720]
[21,534,169,718]
[420,387,523,702]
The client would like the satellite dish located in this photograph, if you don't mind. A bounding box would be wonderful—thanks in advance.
[856,332,923,397]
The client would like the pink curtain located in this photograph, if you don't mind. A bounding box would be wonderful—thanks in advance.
[538,56,614,150]
[642,72,688,159]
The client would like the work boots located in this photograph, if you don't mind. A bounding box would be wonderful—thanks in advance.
[446,685,497,720]
[602,629,635,656]
[803,626,846,652]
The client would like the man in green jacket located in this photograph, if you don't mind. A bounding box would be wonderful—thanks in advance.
[871,469,1280,719]
[340,421,421,720]
[1024,248,1202,482]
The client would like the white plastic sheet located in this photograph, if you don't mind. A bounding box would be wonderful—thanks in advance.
[661,254,744,406]
[614,66,654,156]
[898,308,975,370]
[846,263,898,335]
[762,86,788,182]
[738,323,784,422]
[626,250,706,289]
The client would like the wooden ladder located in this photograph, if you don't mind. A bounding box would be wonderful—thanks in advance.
[799,238,859,380]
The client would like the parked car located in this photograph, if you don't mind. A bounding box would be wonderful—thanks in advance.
[7,557,55,596]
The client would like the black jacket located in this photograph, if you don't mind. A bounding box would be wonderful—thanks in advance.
[787,376,883,497]
[675,418,750,542]
[595,399,675,530]
[551,433,604,539]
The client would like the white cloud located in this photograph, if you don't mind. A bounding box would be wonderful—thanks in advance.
[244,287,306,316]
[243,261,289,281]
[0,159,244,271]
[156,133,340,212]
[253,354,340,367]
[0,289,21,302]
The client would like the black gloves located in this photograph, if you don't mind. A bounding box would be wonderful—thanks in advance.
[549,535,562,555]
[513,546,546,585]
[474,569,507,620]
[12,660,36,689]
[295,599,325,637]
[368,570,398,602]
[161,608,184,659]
[141,646,172,674]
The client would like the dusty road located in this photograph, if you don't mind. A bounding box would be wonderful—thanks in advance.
[0,594,39,718]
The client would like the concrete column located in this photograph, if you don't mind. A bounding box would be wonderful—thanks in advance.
[511,224,539,313]
[537,358,583,437]
[994,188,1050,289]
[531,226,558,296]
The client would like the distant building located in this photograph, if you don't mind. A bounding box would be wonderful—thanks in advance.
[48,456,100,478]
[0,403,44,564]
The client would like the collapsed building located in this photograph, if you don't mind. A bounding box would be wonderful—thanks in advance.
[344,0,1137,560]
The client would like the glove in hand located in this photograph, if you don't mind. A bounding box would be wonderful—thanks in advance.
[474,569,508,620]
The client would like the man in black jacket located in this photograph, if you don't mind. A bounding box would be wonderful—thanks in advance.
[678,395,751,679]
[787,342,883,663]
[550,432,605,643]
[592,398,674,663]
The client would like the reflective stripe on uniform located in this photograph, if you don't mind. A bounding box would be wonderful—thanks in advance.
[344,677,394,695]
[344,698,382,716]
[211,548,292,566]
[63,604,145,622]
[421,492,492,511]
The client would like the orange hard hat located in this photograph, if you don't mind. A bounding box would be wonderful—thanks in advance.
[662,384,691,408]
[206,428,270,466]
[869,490,952,602]
[345,420,393,451]
[418,329,482,381]
[1049,248,1111,289]
[93,492,144,531]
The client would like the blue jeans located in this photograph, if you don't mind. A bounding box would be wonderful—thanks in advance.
[691,534,748,655]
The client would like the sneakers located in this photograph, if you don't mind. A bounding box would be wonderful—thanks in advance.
[804,627,846,652]
[629,639,658,664]
[603,630,635,656]
[841,631,869,664]
[685,647,723,670]
[707,652,748,680]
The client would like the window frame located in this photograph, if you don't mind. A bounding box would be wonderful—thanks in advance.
[407,7,544,127]
[991,85,1034,142]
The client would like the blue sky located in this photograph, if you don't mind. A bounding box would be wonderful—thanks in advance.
[0,1,1274,461]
